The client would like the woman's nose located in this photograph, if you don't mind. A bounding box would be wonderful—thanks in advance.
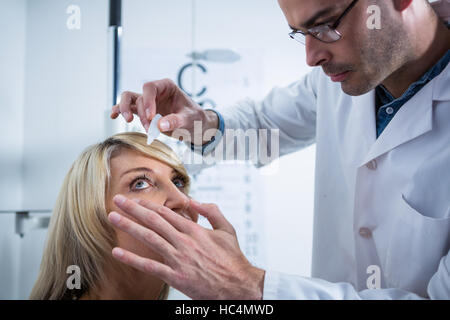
[163,183,197,222]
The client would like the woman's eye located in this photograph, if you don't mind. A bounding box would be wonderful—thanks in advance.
[172,178,185,189]
[133,180,150,190]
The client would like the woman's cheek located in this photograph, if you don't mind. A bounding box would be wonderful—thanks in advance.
[115,229,163,262]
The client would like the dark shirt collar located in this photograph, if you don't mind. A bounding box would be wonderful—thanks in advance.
[375,49,450,137]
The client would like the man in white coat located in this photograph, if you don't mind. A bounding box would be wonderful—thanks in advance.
[108,0,450,299]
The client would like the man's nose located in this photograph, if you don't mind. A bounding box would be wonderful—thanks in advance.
[305,36,332,67]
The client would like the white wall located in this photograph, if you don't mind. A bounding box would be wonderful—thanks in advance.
[0,0,110,299]
[0,0,26,210]
[20,0,109,298]
[22,0,110,210]
[0,0,27,300]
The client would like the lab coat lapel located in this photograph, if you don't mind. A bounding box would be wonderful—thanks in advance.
[361,78,435,165]
[432,60,450,102]
[344,91,377,167]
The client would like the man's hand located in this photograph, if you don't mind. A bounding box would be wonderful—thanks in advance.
[107,194,265,300]
[111,79,219,145]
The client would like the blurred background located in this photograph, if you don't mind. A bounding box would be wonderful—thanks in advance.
[0,0,316,299]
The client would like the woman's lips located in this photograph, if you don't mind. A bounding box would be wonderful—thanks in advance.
[329,71,351,82]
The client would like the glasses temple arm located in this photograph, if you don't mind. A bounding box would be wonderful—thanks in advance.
[332,0,359,29]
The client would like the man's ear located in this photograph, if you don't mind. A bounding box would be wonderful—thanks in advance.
[392,0,414,12]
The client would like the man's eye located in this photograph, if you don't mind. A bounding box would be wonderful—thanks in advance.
[314,17,335,27]
[315,21,328,26]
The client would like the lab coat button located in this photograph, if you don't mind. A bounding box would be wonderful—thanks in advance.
[359,227,372,238]
[366,160,377,170]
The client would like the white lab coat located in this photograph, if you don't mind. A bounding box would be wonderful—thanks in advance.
[205,61,450,299]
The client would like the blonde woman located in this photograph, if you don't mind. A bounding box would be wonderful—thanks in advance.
[29,132,197,300]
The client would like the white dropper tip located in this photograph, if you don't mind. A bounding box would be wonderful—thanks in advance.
[147,114,163,145]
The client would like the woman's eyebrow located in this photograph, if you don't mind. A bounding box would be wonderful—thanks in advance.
[120,167,154,178]
[170,169,182,178]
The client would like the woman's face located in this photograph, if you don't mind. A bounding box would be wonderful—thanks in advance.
[106,148,198,263]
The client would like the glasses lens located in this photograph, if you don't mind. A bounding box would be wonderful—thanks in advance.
[310,25,341,43]
[289,32,306,44]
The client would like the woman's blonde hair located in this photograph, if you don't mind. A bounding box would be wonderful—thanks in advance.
[29,132,190,300]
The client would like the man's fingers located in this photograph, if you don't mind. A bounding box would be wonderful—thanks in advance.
[133,197,197,234]
[113,195,183,246]
[119,91,140,122]
[142,82,160,121]
[136,96,149,131]
[158,113,188,133]
[112,247,176,284]
[189,199,235,234]
[108,212,176,257]
[111,104,120,119]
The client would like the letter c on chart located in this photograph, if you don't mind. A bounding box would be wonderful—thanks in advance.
[177,62,208,98]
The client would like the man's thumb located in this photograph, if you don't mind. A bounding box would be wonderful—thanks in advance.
[158,114,181,132]
[189,199,235,234]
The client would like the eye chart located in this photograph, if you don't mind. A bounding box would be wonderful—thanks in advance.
[121,47,268,269]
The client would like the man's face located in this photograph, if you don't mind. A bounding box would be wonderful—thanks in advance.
[278,0,410,96]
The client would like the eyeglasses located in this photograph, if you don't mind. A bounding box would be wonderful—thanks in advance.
[289,0,359,45]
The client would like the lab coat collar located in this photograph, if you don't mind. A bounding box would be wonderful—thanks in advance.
[432,59,450,101]
[359,62,450,165]
[361,81,433,164]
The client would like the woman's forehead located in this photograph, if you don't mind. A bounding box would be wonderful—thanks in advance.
[110,148,174,177]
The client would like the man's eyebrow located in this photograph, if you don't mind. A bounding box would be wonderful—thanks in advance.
[290,5,338,30]
[120,167,154,178]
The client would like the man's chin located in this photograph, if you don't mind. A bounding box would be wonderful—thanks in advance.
[340,77,375,97]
